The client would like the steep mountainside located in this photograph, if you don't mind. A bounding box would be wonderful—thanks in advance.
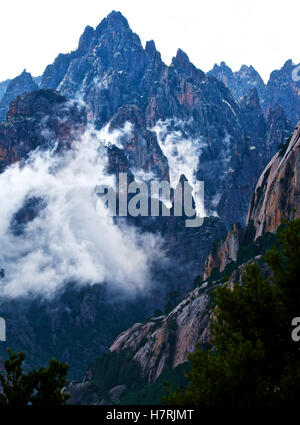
[210,60,300,126]
[70,255,270,404]
[0,70,38,122]
[203,223,244,280]
[109,283,212,384]
[0,88,226,378]
[0,89,86,172]
[75,122,300,403]
[39,11,292,226]
[247,120,300,239]
[209,62,266,102]
[265,60,300,126]
[204,121,300,279]
[0,10,298,390]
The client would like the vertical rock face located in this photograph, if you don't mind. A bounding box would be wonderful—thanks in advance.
[0,89,87,172]
[203,223,244,280]
[203,122,300,279]
[110,283,212,384]
[266,104,293,158]
[108,105,169,182]
[247,121,300,240]
[239,88,267,148]
[0,70,38,122]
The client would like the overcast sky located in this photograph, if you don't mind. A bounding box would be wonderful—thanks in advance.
[0,0,299,82]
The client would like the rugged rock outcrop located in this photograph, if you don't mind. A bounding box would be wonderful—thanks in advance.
[0,89,86,172]
[0,70,39,122]
[110,283,212,384]
[95,256,270,389]
[203,223,244,280]
[266,104,292,158]
[108,104,169,182]
[202,123,299,279]
[209,62,266,102]
[210,60,300,126]
[247,121,300,239]
[265,60,300,126]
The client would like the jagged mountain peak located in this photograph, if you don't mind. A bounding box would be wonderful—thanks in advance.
[171,48,205,80]
[216,61,233,72]
[173,48,190,63]
[220,61,230,68]
[0,69,38,121]
[145,40,157,56]
[235,64,264,83]
[95,10,131,35]
[10,69,36,83]
[211,61,231,69]
[78,25,95,52]
[282,58,294,69]
[239,64,254,72]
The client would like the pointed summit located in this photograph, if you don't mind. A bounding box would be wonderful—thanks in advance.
[172,48,205,81]
[107,10,129,24]
[145,40,157,56]
[172,48,190,67]
[210,61,233,74]
[282,59,293,69]
[239,64,251,72]
[78,25,95,52]
[95,10,130,34]
[0,70,38,121]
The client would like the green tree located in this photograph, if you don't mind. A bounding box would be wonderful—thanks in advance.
[0,349,70,405]
[164,219,300,405]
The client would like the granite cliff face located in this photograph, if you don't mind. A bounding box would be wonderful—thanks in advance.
[74,256,268,403]
[203,223,244,280]
[110,283,212,384]
[0,70,39,122]
[247,121,300,239]
[0,89,86,172]
[203,122,300,279]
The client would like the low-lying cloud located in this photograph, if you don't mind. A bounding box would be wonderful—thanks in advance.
[0,126,162,298]
[152,119,206,216]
